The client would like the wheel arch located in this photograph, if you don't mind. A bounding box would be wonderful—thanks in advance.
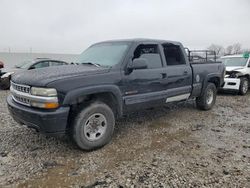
[239,74,250,80]
[200,74,221,96]
[208,76,220,88]
[63,85,123,118]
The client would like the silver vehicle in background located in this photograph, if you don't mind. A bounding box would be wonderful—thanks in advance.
[0,58,68,90]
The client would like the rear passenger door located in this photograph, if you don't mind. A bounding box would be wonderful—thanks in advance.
[161,43,192,101]
[122,43,167,110]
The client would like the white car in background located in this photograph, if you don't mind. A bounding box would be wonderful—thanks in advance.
[220,54,250,95]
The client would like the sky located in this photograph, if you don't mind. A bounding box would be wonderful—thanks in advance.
[0,0,249,54]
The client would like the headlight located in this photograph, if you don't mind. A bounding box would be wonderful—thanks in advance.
[30,87,59,109]
[229,72,241,78]
[31,87,57,97]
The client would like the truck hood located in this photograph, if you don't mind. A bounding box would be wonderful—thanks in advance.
[225,66,244,72]
[11,65,110,87]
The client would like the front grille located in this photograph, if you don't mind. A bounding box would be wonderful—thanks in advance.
[13,95,30,105]
[10,82,31,106]
[11,82,30,93]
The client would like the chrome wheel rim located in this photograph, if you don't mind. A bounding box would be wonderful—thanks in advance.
[242,80,248,94]
[84,113,107,141]
[206,89,214,105]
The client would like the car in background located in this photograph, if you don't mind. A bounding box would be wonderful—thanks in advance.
[0,58,68,90]
[0,61,4,73]
[220,53,250,95]
[0,61,3,69]
[0,61,4,81]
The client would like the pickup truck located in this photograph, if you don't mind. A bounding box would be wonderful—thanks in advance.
[7,39,225,150]
[220,53,250,95]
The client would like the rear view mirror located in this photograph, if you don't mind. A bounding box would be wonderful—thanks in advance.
[130,58,148,70]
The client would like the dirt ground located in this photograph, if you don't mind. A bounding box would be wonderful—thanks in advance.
[0,90,249,187]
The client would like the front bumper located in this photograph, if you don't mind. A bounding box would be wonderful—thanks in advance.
[222,78,240,91]
[7,95,70,135]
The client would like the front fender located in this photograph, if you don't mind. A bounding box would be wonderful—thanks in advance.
[63,85,123,116]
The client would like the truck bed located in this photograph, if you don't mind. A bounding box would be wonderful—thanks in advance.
[190,61,225,97]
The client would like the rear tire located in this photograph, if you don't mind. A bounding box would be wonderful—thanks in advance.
[196,83,217,110]
[239,77,248,95]
[71,101,115,151]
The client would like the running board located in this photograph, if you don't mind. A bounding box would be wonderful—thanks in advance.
[166,93,190,103]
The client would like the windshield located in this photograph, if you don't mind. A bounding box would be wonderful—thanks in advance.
[78,43,129,67]
[220,57,248,67]
[15,60,32,69]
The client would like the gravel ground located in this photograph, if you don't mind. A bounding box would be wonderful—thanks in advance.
[0,90,249,187]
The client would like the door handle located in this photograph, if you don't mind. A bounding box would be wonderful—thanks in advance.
[161,73,167,78]
[183,71,188,75]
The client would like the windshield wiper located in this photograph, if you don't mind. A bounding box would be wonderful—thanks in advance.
[81,62,101,67]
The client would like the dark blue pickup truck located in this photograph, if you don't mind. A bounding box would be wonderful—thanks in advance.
[7,39,225,150]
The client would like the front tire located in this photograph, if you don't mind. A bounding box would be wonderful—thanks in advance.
[71,101,115,151]
[196,83,217,110]
[239,77,248,95]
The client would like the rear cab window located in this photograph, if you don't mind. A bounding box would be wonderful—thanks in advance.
[162,44,186,66]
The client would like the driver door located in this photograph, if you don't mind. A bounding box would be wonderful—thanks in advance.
[122,43,167,111]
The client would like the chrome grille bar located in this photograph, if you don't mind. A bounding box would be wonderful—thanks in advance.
[11,81,30,94]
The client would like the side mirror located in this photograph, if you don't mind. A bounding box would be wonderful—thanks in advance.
[130,58,148,70]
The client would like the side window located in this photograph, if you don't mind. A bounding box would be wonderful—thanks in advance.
[133,44,162,69]
[50,61,66,66]
[31,61,49,69]
[162,44,185,66]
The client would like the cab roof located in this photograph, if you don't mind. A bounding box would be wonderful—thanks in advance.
[95,38,182,46]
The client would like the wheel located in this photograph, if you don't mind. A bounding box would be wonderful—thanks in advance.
[239,77,248,95]
[196,83,217,110]
[71,101,115,151]
[0,77,10,90]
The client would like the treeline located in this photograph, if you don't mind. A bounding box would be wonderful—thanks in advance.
[207,43,250,56]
